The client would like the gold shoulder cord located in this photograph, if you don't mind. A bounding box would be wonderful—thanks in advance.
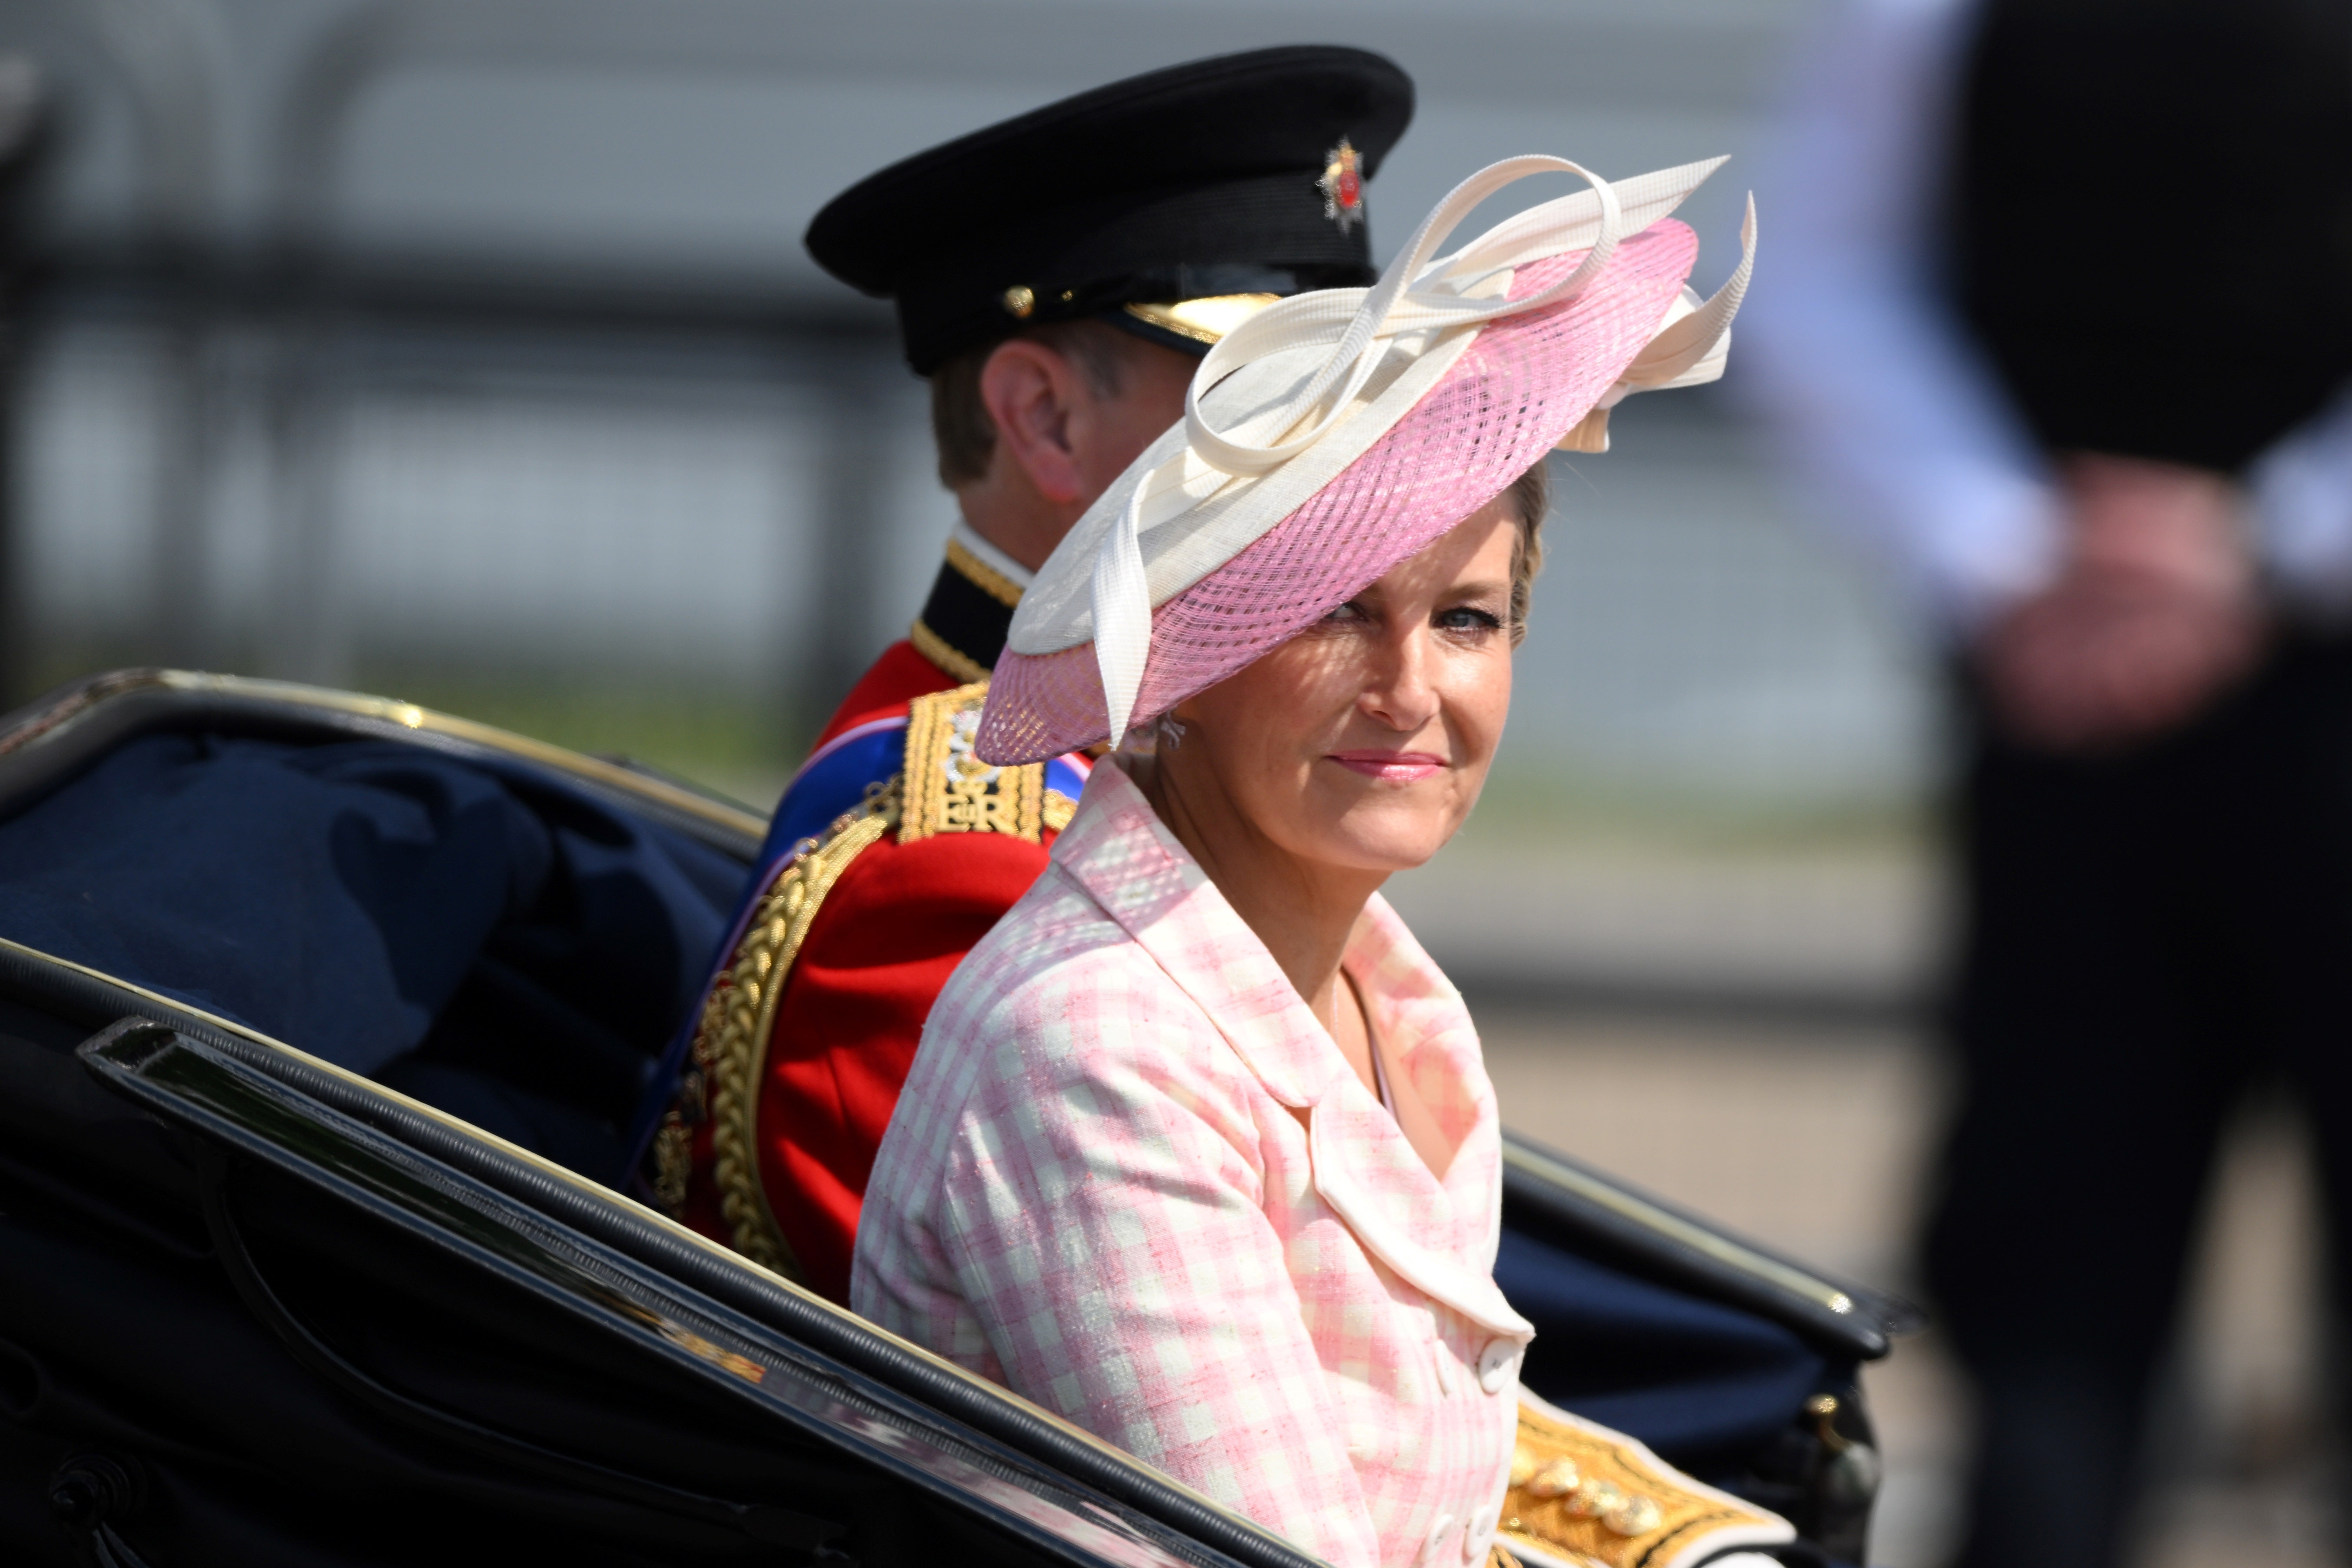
[651,679,1077,1272]
[654,780,901,1280]
[1501,1395,1792,1568]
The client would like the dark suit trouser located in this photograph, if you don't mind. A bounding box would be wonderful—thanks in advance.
[1930,630,2352,1568]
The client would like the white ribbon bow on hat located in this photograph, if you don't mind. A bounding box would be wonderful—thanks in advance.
[1010,154,1757,746]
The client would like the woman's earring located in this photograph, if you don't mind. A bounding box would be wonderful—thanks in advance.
[1155,714,1187,751]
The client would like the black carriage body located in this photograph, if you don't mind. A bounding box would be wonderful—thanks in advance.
[0,672,1911,1566]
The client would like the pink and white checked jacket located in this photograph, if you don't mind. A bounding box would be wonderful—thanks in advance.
[852,760,1534,1568]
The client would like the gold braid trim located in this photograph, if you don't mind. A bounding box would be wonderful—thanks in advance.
[690,778,901,1281]
[908,618,990,685]
[1500,1393,1792,1568]
[659,679,1079,1263]
[944,536,1025,608]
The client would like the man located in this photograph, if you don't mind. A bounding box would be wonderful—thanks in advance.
[639,47,1416,1303]
[1744,0,2352,1562]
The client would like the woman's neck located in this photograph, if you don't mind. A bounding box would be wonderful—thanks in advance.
[1126,751,1385,1035]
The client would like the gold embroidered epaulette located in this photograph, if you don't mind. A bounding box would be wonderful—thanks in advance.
[901,680,1077,842]
[1501,1391,1793,1568]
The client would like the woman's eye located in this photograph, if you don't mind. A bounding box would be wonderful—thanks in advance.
[1436,607,1504,633]
[1322,600,1370,623]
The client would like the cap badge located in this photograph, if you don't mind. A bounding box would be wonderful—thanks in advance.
[1318,138,1364,233]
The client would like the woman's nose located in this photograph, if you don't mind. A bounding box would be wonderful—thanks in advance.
[1360,628,1442,730]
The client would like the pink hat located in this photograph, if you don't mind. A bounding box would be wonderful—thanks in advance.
[977,155,1756,765]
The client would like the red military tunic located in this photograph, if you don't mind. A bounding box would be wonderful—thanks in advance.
[658,534,1081,1302]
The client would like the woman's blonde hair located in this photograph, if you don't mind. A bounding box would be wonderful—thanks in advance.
[1503,459,1549,647]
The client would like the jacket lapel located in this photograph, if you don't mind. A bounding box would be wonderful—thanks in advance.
[1051,763,1533,1342]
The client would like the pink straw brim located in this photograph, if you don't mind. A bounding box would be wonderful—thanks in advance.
[978,220,1702,764]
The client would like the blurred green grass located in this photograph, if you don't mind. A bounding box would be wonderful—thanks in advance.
[14,648,806,813]
[1465,745,1928,856]
[13,651,1924,854]
[358,667,806,812]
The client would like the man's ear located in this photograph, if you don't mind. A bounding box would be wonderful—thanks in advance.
[977,339,1092,506]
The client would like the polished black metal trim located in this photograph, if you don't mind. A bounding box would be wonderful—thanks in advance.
[72,1014,1312,1568]
[1501,1131,1922,1361]
[184,1126,846,1552]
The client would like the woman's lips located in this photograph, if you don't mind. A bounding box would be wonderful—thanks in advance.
[1327,750,1446,782]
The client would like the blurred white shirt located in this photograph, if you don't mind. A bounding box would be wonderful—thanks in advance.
[1737,0,2352,635]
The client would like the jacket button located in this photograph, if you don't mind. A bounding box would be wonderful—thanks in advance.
[1418,1510,1457,1568]
[1463,1504,1498,1562]
[1477,1339,1518,1395]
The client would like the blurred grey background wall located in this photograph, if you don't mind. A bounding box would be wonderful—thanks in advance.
[0,0,1928,814]
[26,6,2336,1563]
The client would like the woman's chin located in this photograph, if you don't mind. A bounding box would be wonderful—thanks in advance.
[1303,801,1462,875]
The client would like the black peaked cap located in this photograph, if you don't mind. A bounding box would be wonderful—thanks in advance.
[806,46,1414,374]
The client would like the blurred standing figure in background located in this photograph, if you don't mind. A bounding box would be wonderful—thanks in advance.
[1744,1,2352,1564]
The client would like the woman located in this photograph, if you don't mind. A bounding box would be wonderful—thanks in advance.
[854,155,1756,1568]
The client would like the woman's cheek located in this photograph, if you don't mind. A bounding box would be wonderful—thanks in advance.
[1447,648,1511,767]
[1256,632,1358,722]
